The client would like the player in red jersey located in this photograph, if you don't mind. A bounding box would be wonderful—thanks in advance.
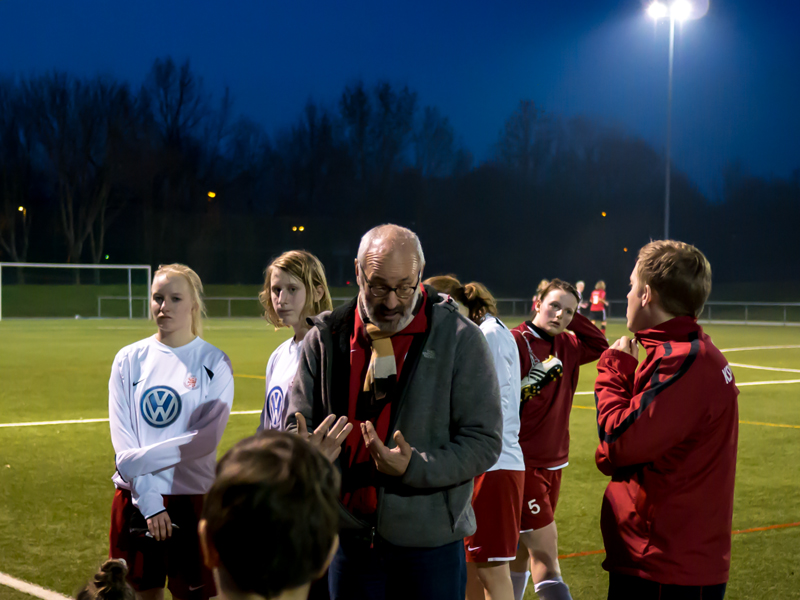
[589,280,609,336]
[595,241,738,599]
[508,280,609,600]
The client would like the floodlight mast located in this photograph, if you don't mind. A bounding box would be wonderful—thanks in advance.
[647,1,693,240]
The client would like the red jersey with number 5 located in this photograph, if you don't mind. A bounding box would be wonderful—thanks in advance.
[510,313,608,467]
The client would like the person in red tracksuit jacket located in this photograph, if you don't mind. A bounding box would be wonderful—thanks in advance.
[595,240,739,600]
[509,279,608,600]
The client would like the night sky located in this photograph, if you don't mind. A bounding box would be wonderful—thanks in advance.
[1,0,798,196]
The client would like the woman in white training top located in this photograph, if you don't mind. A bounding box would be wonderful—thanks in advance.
[425,275,525,600]
[257,250,332,432]
[108,264,234,600]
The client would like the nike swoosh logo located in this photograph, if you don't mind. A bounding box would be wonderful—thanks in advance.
[132,379,144,386]
[467,546,481,552]
[188,585,204,591]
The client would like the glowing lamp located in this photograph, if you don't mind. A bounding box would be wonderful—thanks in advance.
[670,0,692,21]
[647,1,668,19]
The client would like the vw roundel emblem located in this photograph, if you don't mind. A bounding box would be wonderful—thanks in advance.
[267,386,284,429]
[141,386,182,428]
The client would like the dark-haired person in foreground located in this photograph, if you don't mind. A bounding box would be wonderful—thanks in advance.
[76,560,135,600]
[595,241,738,600]
[286,224,503,600]
[198,431,340,600]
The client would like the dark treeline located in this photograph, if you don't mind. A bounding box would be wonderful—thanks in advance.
[0,57,798,297]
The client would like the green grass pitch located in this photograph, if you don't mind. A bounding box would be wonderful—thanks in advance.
[0,318,798,599]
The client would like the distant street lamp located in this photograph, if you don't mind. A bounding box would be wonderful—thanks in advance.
[17,206,27,220]
[207,191,216,199]
[647,0,695,239]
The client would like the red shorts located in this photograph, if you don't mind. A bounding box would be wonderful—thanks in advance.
[464,469,525,563]
[109,488,216,599]
[520,466,562,532]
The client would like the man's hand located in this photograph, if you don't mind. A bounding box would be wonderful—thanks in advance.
[147,511,172,541]
[610,336,639,360]
[296,413,353,462]
[361,421,412,476]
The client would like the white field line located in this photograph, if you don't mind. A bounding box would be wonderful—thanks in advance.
[0,572,70,600]
[0,410,261,429]
[730,362,800,374]
[737,379,800,387]
[721,345,800,353]
[574,377,800,395]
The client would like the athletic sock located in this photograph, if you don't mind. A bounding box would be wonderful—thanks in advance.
[534,576,572,600]
[510,570,530,600]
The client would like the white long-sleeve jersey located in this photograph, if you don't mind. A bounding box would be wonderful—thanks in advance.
[108,335,234,518]
[480,315,525,472]
[257,336,303,433]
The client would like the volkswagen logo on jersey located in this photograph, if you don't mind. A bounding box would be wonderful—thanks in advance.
[267,386,284,429]
[141,386,182,428]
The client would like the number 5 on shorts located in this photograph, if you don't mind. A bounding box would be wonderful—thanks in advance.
[528,499,541,515]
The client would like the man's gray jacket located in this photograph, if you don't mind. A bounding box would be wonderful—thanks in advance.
[285,287,503,548]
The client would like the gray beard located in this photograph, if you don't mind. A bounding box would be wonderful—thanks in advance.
[360,288,422,334]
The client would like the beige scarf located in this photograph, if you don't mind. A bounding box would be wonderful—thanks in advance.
[363,323,397,401]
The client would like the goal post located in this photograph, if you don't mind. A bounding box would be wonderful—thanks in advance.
[0,262,152,321]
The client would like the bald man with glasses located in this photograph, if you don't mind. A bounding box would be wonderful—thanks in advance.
[286,224,503,600]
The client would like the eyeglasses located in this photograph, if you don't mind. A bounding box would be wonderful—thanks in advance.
[359,262,421,299]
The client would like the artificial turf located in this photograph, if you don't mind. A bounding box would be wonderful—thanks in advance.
[0,319,798,599]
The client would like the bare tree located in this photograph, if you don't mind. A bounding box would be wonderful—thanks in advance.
[0,79,36,276]
[24,74,133,275]
[339,81,371,183]
[414,106,457,178]
[496,100,549,179]
[139,57,211,263]
[372,82,417,194]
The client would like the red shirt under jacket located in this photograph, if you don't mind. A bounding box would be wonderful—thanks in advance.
[511,313,608,468]
[343,290,429,518]
[595,316,739,586]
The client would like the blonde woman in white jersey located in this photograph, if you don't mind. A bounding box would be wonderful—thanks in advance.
[256,250,333,432]
[425,275,525,600]
[108,264,234,600]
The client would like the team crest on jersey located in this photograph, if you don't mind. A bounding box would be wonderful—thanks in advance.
[267,386,284,429]
[141,386,182,428]
[185,374,197,389]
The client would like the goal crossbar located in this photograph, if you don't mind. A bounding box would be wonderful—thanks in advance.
[0,262,152,321]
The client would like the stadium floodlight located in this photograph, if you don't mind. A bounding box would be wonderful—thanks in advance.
[0,262,152,321]
[645,0,699,239]
[670,0,692,21]
[647,1,668,20]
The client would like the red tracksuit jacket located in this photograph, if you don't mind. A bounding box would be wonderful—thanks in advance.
[511,313,608,467]
[595,317,739,586]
